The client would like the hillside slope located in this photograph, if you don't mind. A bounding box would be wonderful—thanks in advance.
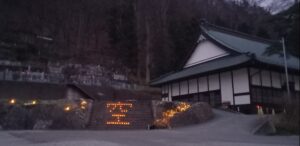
[0,0,293,82]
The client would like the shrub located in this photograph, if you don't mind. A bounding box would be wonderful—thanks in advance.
[275,99,299,134]
[152,102,213,129]
[153,101,189,129]
[31,104,88,129]
[30,105,56,130]
[0,103,10,126]
[50,108,87,129]
[1,105,34,130]
[0,104,89,130]
[30,105,55,121]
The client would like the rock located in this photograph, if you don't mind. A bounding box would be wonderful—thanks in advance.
[253,119,276,135]
[1,106,32,130]
[33,120,53,130]
[152,101,178,119]
[169,102,213,128]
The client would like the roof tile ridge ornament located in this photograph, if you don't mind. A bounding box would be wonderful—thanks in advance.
[199,22,243,53]
[197,35,206,43]
[244,52,255,58]
[244,52,256,64]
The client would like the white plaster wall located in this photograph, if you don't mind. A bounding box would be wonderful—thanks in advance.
[209,74,220,91]
[189,79,198,93]
[198,76,208,92]
[261,70,271,87]
[184,40,228,68]
[271,72,281,88]
[235,95,251,105]
[168,85,172,101]
[180,80,189,95]
[166,85,169,93]
[250,68,261,86]
[233,68,249,93]
[220,72,233,105]
[165,85,169,93]
[172,83,180,96]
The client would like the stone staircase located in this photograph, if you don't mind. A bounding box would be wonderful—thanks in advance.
[88,100,154,130]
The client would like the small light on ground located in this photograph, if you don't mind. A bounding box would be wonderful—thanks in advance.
[64,105,71,112]
[9,99,16,105]
[32,100,37,105]
[81,100,87,105]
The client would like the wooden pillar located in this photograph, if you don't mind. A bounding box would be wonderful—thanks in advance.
[231,71,235,106]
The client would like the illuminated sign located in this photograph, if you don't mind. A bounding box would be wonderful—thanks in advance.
[106,102,133,125]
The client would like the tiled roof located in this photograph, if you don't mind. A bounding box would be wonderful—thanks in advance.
[151,23,299,85]
[151,55,251,85]
[202,24,299,70]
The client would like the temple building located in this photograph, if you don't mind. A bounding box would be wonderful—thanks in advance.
[151,22,299,113]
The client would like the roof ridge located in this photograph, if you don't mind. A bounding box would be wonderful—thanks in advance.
[181,54,244,70]
[201,27,244,53]
[201,22,278,44]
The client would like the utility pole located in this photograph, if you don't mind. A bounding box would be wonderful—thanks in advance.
[282,37,291,103]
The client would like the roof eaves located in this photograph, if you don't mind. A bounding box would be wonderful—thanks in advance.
[150,71,177,84]
[66,84,95,100]
[255,57,300,70]
[151,55,251,86]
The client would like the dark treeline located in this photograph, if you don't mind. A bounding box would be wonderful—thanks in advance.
[0,0,298,83]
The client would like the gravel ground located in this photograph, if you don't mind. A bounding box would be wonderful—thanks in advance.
[0,110,299,146]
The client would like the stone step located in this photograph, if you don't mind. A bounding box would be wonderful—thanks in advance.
[88,100,155,129]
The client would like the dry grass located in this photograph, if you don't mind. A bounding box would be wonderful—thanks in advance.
[274,98,299,135]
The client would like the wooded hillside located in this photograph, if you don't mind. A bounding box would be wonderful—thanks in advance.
[0,0,298,83]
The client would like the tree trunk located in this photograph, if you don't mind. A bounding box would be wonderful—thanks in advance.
[145,17,151,83]
[135,0,145,84]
